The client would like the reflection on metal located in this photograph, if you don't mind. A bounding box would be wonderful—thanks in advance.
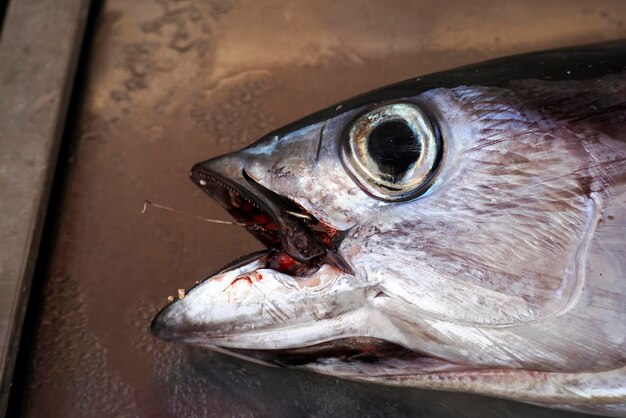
[0,0,89,413]
[17,0,626,416]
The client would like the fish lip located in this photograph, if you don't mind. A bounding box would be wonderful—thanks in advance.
[189,160,353,274]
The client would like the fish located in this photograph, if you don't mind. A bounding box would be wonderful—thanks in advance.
[151,41,626,416]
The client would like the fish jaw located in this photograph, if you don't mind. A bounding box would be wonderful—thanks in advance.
[152,138,376,351]
[150,129,446,365]
[149,250,464,371]
[151,253,375,350]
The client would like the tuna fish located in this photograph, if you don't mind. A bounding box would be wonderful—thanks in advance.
[152,41,626,416]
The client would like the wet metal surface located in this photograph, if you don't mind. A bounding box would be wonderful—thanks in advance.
[0,0,88,413]
[21,1,626,416]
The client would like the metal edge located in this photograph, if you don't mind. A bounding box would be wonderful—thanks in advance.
[0,0,91,414]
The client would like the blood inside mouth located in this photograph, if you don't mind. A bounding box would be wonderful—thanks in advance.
[171,168,453,372]
[267,252,311,276]
[194,170,343,278]
[228,189,277,232]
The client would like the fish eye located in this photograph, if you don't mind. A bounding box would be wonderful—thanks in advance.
[340,102,442,201]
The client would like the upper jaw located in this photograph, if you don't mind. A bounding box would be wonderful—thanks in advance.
[189,156,354,274]
[190,159,324,261]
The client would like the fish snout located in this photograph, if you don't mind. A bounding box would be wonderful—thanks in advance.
[151,257,272,344]
[151,300,185,342]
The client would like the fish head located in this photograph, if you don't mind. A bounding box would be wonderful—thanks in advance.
[150,105,391,354]
[152,55,626,395]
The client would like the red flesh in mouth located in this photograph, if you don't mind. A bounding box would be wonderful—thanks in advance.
[268,252,298,272]
[267,252,319,276]
[213,176,340,277]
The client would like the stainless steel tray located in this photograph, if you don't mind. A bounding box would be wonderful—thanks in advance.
[5,0,626,416]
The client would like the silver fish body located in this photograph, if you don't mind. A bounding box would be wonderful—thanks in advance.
[152,42,626,416]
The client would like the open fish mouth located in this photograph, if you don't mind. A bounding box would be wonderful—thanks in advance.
[151,159,379,363]
[189,163,353,277]
[151,159,447,371]
[151,159,481,375]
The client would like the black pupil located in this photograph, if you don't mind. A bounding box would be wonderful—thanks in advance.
[366,119,421,180]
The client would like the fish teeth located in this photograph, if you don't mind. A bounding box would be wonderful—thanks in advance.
[199,173,262,210]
